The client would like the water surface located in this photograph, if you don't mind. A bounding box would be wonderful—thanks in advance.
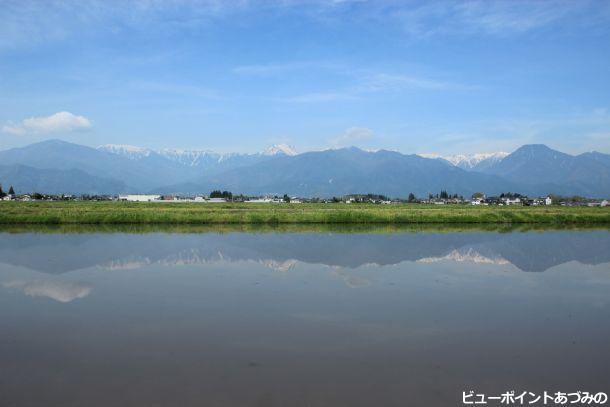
[1,227,609,406]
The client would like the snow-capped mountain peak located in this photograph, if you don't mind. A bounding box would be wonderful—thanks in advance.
[99,143,297,163]
[263,143,297,156]
[443,152,509,168]
[158,149,220,167]
[419,151,509,170]
[98,144,153,159]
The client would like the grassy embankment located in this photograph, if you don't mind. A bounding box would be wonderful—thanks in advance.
[1,201,609,225]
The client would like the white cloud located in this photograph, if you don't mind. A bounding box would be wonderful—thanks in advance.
[332,126,375,147]
[2,111,92,135]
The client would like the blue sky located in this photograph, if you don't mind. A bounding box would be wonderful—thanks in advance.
[1,0,610,155]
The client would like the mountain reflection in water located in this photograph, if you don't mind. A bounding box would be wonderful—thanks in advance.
[1,228,609,407]
[1,229,609,274]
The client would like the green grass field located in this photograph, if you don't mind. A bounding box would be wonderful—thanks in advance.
[1,201,609,225]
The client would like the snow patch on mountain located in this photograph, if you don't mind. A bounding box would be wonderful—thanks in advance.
[98,143,297,166]
[263,143,297,156]
[158,149,220,167]
[418,248,510,265]
[98,144,153,159]
[419,152,509,170]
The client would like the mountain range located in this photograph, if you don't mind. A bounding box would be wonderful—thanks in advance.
[0,139,609,198]
[97,143,297,171]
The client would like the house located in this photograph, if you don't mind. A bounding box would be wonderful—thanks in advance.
[485,197,501,205]
[601,200,609,207]
[545,196,552,205]
[470,192,486,205]
[207,197,226,203]
[526,198,544,206]
[119,194,161,202]
[2,195,12,201]
[502,197,522,205]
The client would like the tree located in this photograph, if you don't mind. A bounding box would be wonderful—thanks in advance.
[407,193,416,203]
[283,194,290,203]
[8,186,15,195]
[500,192,523,199]
[0,184,5,198]
[210,190,232,199]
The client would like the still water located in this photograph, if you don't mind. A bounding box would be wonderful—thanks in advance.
[1,227,609,406]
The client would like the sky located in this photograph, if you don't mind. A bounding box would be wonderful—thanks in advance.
[1,0,610,155]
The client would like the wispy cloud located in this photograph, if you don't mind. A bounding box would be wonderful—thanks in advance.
[128,81,220,99]
[2,1,608,51]
[357,73,472,92]
[2,111,92,135]
[277,70,470,104]
[332,126,375,147]
[277,92,360,103]
[232,61,343,75]
[0,0,250,50]
[393,0,607,38]
[407,107,610,155]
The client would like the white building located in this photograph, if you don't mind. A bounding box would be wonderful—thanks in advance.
[601,200,609,207]
[502,197,522,205]
[545,196,552,205]
[207,198,227,203]
[119,194,161,202]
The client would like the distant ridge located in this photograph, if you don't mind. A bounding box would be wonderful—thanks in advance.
[0,140,609,197]
[0,163,126,195]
